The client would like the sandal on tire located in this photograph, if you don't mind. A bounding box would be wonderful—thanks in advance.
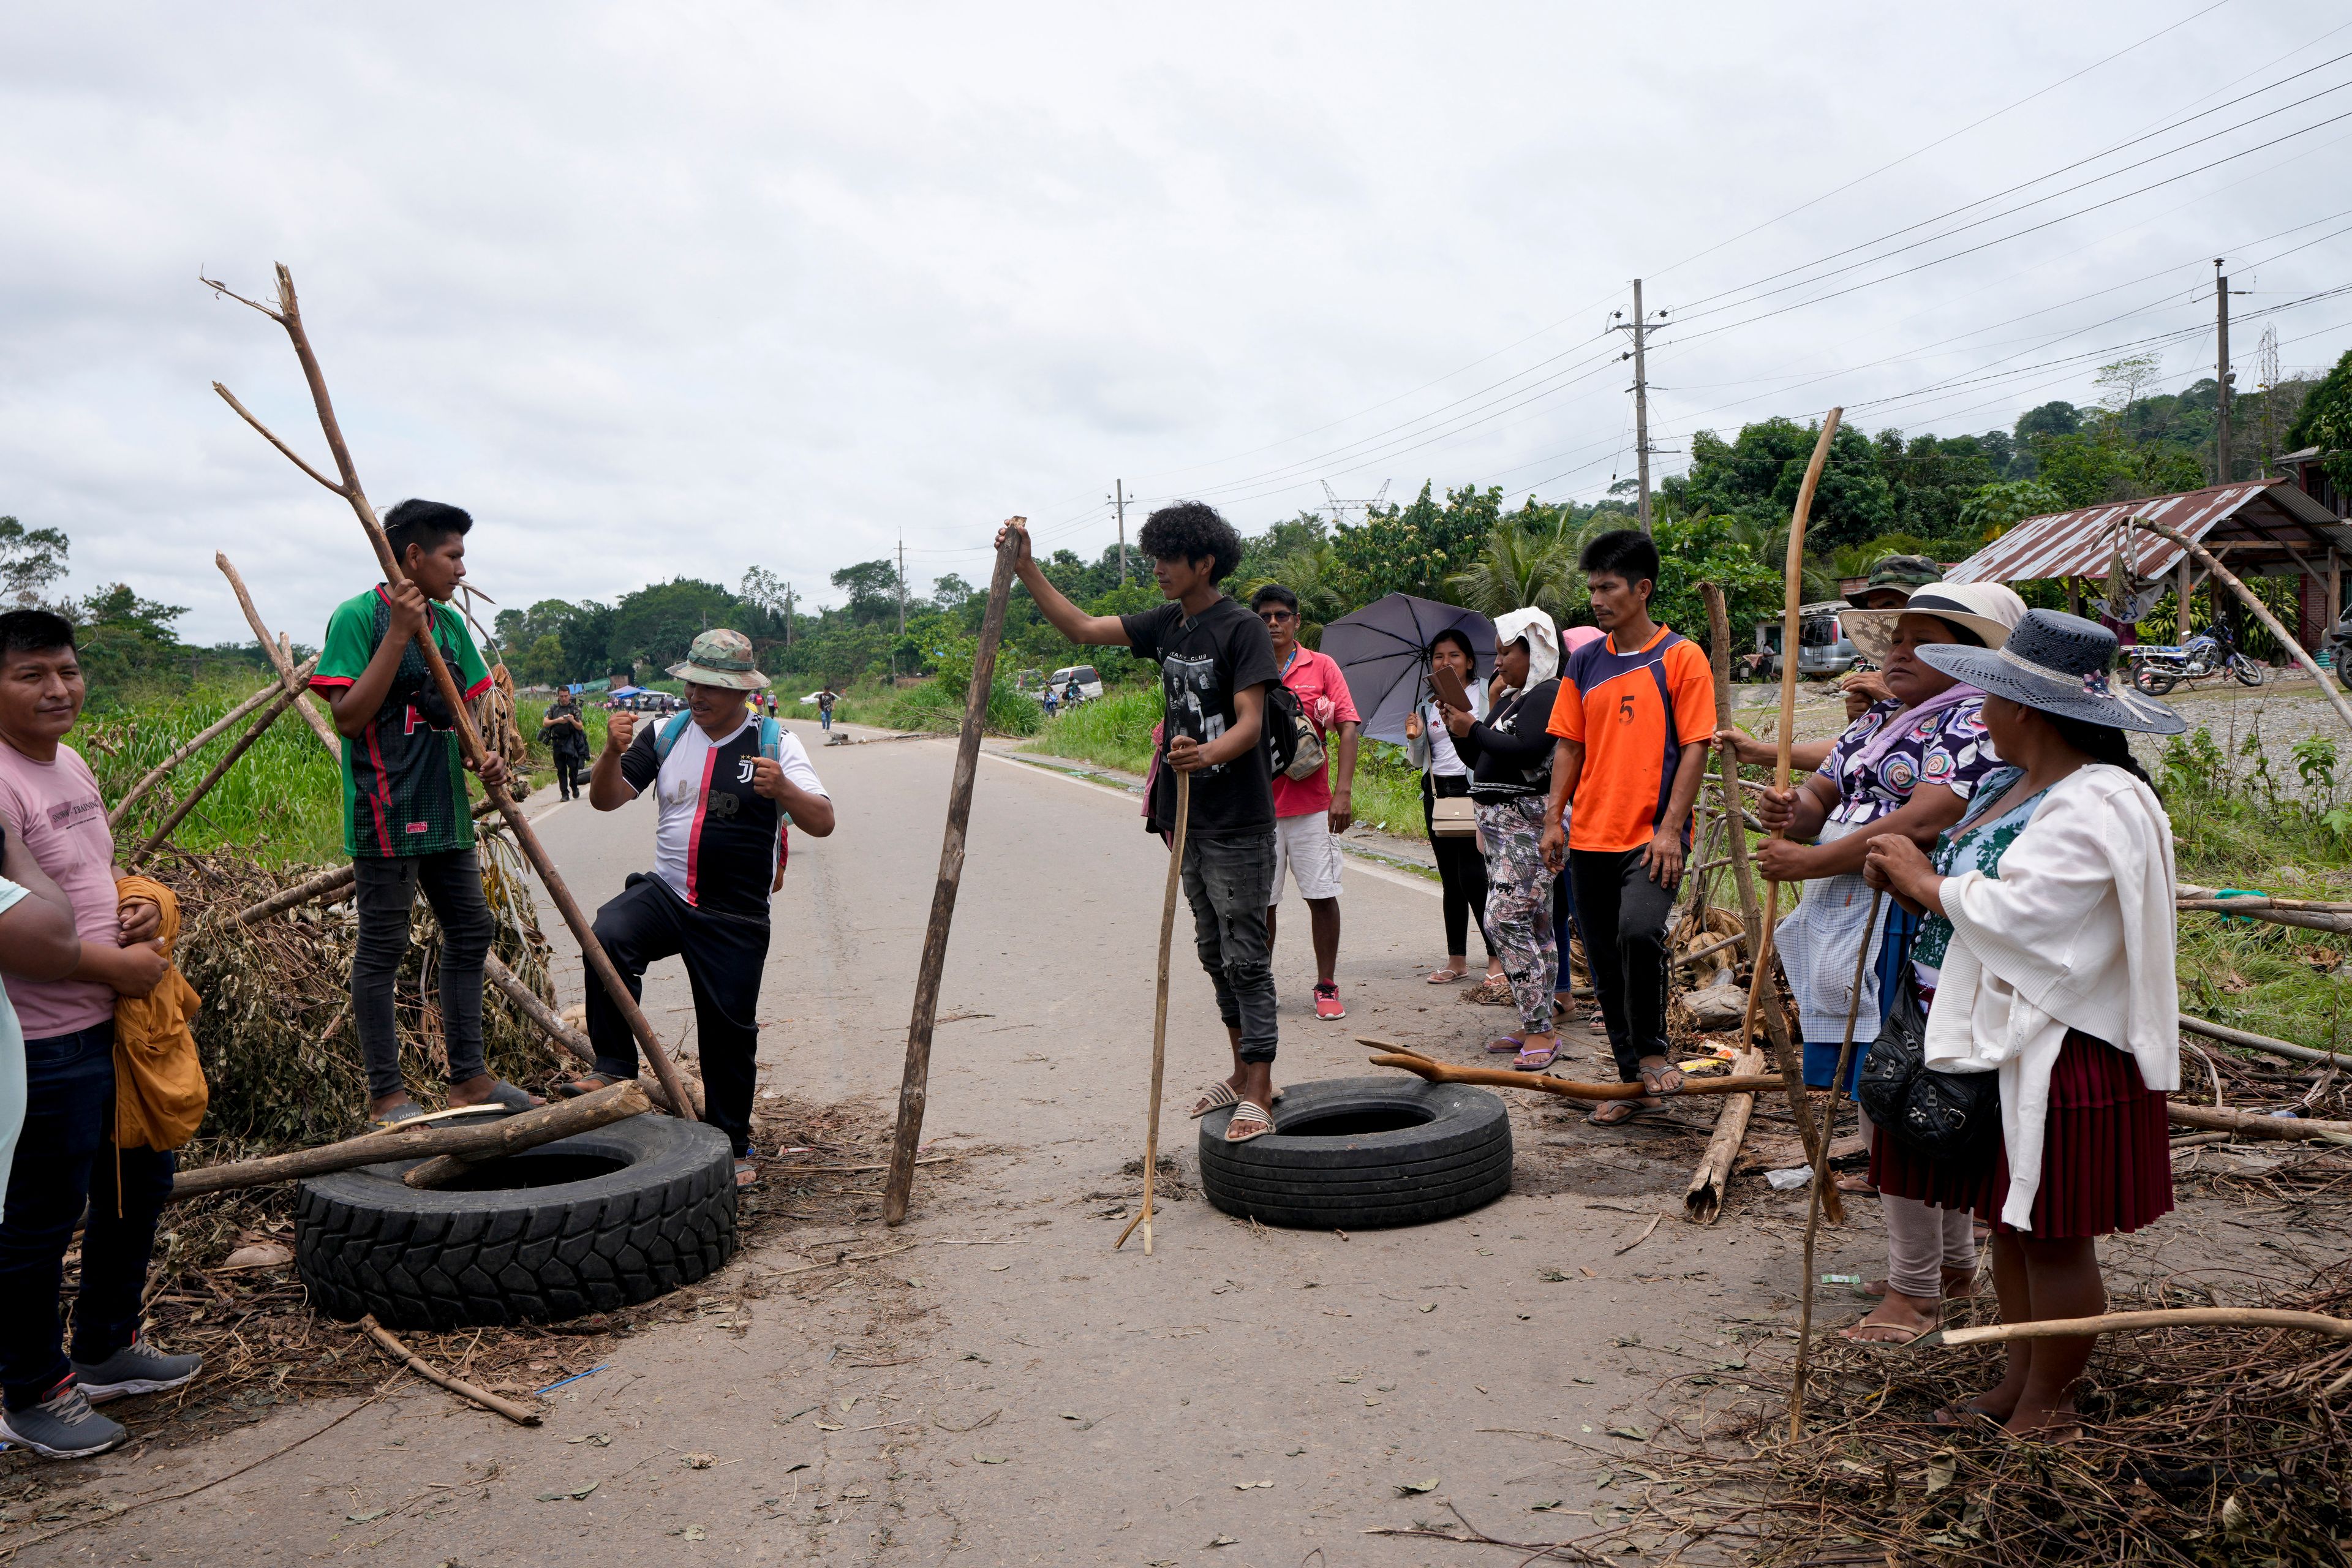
[1191,1082,1285,1119]
[557,1071,627,1099]
[368,1100,431,1130]
[1224,1101,1273,1144]
[460,1079,541,1114]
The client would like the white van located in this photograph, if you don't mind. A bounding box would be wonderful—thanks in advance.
[1047,665,1104,704]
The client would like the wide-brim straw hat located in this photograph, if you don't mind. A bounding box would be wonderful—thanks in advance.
[1844,582,2028,666]
[1914,608,2185,734]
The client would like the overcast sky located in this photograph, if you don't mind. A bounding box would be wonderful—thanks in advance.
[3,2,2348,644]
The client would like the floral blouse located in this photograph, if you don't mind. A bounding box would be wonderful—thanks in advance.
[1911,764,2052,981]
[1816,695,1999,831]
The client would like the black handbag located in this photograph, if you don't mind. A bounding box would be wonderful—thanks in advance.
[1858,971,2002,1161]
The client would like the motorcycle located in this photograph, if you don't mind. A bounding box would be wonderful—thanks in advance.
[2328,608,2352,691]
[2126,628,2264,696]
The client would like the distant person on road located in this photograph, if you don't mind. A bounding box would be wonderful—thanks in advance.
[567,630,834,1189]
[538,690,590,801]
[1043,684,1060,719]
[312,500,527,1130]
[1250,584,1360,1021]
[1539,530,1716,1123]
[995,504,1284,1144]
[0,610,201,1460]
[818,685,838,737]
[1064,677,1082,708]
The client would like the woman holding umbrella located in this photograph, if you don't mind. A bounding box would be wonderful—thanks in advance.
[1406,627,1502,990]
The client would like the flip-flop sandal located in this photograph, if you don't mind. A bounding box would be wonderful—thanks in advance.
[556,1071,627,1099]
[1189,1083,1285,1119]
[369,1101,431,1130]
[1485,1035,1525,1054]
[1224,1101,1274,1144]
[1513,1044,1560,1071]
[1638,1063,1687,1097]
[1839,1316,1935,1346]
[734,1156,764,1190]
[1585,1099,1664,1127]
[1425,967,1469,984]
[462,1079,541,1114]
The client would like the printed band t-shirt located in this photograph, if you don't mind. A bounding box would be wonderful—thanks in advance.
[617,713,828,921]
[1545,624,1716,853]
[0,742,120,1036]
[1269,646,1361,820]
[313,587,494,858]
[1120,596,1280,841]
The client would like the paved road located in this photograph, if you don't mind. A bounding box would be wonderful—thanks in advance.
[47,720,1835,1566]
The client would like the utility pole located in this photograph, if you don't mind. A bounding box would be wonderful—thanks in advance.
[2215,258,2233,485]
[1609,282,1664,533]
[895,533,908,635]
[1115,479,1127,586]
[783,581,795,649]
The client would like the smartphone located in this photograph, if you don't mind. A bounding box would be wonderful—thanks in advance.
[1430,663,1472,714]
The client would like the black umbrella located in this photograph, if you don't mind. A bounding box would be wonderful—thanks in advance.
[1319,594,1496,746]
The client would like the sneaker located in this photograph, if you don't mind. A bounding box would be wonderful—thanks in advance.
[1313,982,1346,1020]
[0,1379,127,1458]
[71,1337,202,1404]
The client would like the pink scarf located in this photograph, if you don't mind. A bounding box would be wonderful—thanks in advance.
[1849,682,1985,774]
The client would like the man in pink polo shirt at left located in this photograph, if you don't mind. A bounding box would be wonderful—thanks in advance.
[1248,585,1360,1020]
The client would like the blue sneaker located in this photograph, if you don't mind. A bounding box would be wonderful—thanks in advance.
[70,1336,202,1404]
[0,1379,126,1458]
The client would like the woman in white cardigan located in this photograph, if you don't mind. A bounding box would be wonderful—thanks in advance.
[1862,609,2183,1439]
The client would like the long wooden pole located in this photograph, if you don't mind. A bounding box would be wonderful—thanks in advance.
[1362,1044,1783,1099]
[1118,771,1190,1255]
[106,659,315,831]
[202,263,695,1122]
[1943,1308,2352,1350]
[171,1079,648,1197]
[882,525,1022,1226]
[360,1315,542,1426]
[1789,887,1882,1441]
[216,551,346,758]
[2129,515,2352,736]
[480,952,704,1117]
[126,680,307,870]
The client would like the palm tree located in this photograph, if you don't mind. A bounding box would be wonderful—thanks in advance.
[1447,521,1582,622]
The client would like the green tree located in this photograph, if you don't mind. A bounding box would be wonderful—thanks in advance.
[607,578,741,671]
[516,633,567,686]
[2288,347,2352,491]
[1331,483,1498,601]
[1678,419,1894,551]
[0,517,70,609]
[1446,520,1581,624]
[831,560,901,625]
[74,583,188,688]
[1958,480,2065,537]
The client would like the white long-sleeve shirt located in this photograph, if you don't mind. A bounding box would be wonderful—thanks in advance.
[1921,763,2180,1228]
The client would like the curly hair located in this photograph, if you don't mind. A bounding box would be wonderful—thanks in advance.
[1137,501,1243,584]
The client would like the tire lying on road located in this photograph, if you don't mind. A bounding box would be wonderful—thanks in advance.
[296,1115,737,1330]
[1199,1076,1511,1229]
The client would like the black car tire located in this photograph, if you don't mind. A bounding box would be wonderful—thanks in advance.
[296,1115,737,1330]
[1199,1076,1511,1229]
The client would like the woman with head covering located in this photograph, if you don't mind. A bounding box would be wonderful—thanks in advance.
[1720,583,2025,1343]
[1438,608,1564,1071]
[1405,627,1502,992]
[1863,610,2182,1437]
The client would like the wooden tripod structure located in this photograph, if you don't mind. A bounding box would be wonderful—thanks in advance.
[202,263,696,1122]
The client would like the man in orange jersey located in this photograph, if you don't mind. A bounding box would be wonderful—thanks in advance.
[1538,530,1715,1125]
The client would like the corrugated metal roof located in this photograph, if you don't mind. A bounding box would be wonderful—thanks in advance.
[1943,478,2347,586]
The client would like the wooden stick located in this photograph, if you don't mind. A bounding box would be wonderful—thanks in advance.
[883,522,1022,1226]
[170,1079,649,1197]
[2129,515,2352,736]
[2166,1101,2352,1141]
[126,680,307,869]
[480,952,703,1117]
[402,1080,652,1188]
[1684,1045,1768,1224]
[359,1314,542,1426]
[1119,771,1191,1255]
[106,659,317,831]
[2178,1012,2352,1069]
[216,552,345,758]
[1676,929,1747,968]
[203,263,695,1122]
[1790,888,1882,1441]
[2176,899,2352,933]
[1942,1307,2352,1350]
[1361,1042,1781,1100]
[1705,570,1841,1226]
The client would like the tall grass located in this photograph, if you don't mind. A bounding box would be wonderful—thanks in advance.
[83,685,349,867]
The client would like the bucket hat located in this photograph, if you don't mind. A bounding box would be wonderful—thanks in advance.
[1914,609,2184,734]
[1845,553,1943,608]
[1844,582,2028,665]
[667,628,771,692]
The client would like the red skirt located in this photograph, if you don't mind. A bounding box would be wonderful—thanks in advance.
[1868,1030,2173,1238]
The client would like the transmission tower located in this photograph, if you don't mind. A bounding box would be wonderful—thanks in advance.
[1321,478,1392,529]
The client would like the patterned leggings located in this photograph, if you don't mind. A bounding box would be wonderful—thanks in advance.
[1476,796,1557,1034]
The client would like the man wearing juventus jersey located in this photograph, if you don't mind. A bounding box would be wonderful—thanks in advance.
[567,630,833,1185]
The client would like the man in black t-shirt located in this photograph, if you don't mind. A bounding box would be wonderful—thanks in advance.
[995,503,1284,1144]
[562,630,835,1186]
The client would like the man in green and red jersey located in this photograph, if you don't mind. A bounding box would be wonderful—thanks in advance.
[312,499,528,1127]
[1537,529,1716,1124]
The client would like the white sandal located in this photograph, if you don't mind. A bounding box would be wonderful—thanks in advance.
[1224,1101,1273,1143]
[1190,1082,1284,1119]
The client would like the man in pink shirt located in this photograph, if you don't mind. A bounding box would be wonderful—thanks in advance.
[1248,585,1360,1020]
[0,611,200,1460]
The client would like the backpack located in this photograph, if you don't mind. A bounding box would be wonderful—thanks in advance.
[652,712,794,876]
[1263,682,1325,782]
